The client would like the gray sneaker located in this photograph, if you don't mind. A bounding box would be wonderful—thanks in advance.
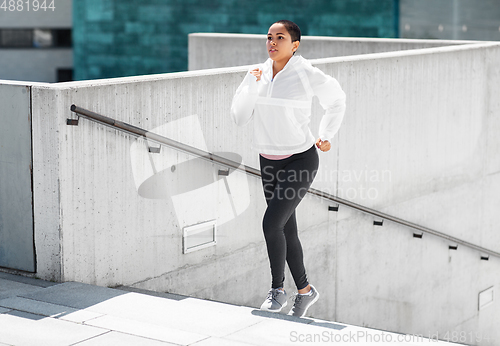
[288,285,319,317]
[260,288,287,312]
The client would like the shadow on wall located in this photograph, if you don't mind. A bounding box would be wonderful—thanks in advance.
[130,114,251,231]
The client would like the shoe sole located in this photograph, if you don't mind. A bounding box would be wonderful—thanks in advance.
[260,300,287,313]
[289,288,320,317]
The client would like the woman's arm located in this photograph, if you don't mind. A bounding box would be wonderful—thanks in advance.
[230,68,261,126]
[308,66,347,143]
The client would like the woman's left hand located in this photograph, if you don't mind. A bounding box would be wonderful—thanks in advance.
[316,138,331,152]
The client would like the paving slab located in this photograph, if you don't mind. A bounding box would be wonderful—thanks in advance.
[115,285,187,301]
[225,316,338,346]
[85,292,264,338]
[0,306,11,314]
[188,336,255,346]
[0,296,103,323]
[85,314,208,345]
[0,272,57,288]
[0,310,107,346]
[250,308,346,328]
[71,331,178,346]
[29,287,262,339]
[0,278,46,300]
[58,309,104,324]
[20,282,126,309]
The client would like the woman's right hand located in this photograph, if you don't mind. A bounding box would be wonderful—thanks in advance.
[250,68,262,82]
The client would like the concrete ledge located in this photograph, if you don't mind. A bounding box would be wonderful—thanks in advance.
[188,33,486,70]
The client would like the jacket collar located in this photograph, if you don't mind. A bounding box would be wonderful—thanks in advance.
[264,55,302,80]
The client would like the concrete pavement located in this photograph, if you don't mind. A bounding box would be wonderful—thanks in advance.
[0,272,460,345]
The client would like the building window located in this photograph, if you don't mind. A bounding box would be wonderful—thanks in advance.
[33,29,53,48]
[0,29,72,48]
[53,29,72,47]
[1,29,33,47]
[57,68,73,82]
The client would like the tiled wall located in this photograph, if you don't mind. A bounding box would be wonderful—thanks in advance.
[73,0,398,80]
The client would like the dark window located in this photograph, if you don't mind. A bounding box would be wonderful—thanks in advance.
[0,28,72,48]
[1,29,33,47]
[57,68,73,82]
[53,29,72,47]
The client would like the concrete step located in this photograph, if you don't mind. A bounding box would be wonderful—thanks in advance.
[0,272,460,345]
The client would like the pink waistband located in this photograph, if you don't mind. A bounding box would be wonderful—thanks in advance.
[260,153,293,160]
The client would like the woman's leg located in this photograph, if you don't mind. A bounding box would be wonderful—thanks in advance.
[259,155,287,289]
[283,211,307,290]
[259,145,319,290]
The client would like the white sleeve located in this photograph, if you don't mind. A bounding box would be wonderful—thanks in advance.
[230,70,259,126]
[309,67,346,142]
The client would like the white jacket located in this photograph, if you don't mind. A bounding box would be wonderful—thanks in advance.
[230,55,346,155]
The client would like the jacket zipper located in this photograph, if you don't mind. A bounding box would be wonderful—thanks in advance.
[267,79,274,97]
[267,57,295,97]
[268,69,283,97]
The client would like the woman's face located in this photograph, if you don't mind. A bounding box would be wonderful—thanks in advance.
[266,23,299,62]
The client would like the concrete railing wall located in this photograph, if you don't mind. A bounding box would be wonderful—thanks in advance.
[188,33,473,70]
[1,37,500,345]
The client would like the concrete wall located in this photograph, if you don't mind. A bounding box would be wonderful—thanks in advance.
[323,43,500,343]
[188,33,472,70]
[2,38,500,345]
[0,84,35,272]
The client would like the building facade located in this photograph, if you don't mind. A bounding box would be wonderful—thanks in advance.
[72,0,399,80]
[0,1,73,82]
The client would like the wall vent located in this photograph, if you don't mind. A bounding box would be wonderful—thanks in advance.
[478,286,494,310]
[183,220,217,254]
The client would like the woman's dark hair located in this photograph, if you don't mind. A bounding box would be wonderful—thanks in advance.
[274,19,301,42]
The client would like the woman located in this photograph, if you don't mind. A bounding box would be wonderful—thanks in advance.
[230,20,346,317]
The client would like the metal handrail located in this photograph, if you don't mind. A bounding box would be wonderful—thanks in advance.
[70,105,500,259]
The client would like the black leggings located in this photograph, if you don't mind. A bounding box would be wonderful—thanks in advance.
[259,144,319,290]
